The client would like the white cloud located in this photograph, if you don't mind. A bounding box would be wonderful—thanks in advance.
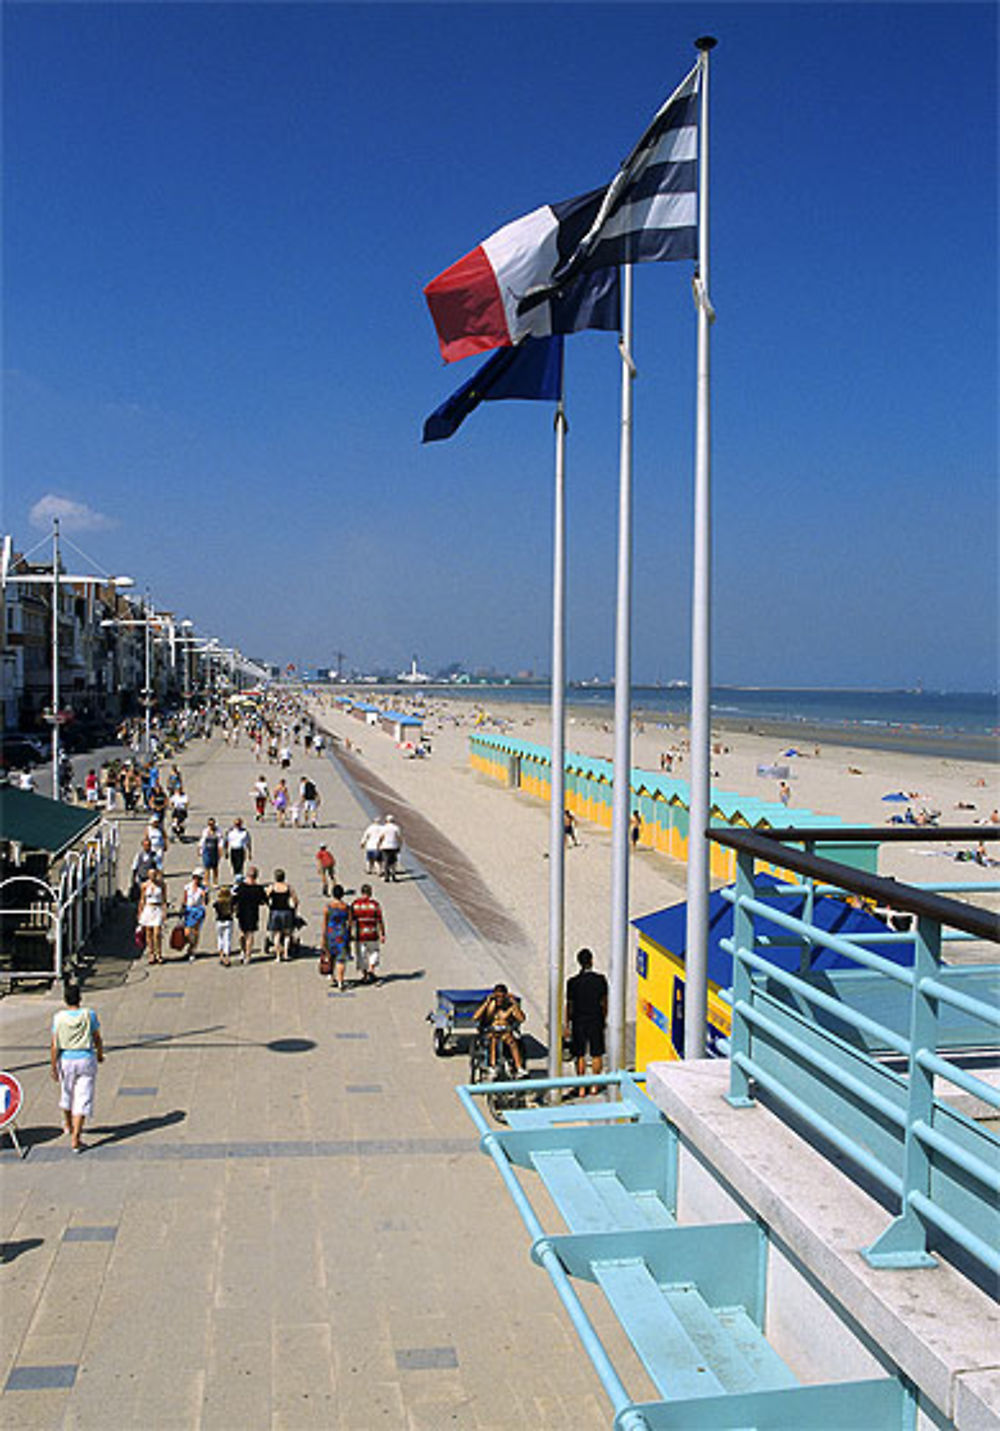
[28,494,116,534]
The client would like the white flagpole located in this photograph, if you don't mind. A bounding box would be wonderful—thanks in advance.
[50,518,62,801]
[683,36,717,1059]
[547,349,568,1079]
[608,262,636,1073]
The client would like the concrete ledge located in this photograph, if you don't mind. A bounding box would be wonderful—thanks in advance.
[645,1059,1000,1429]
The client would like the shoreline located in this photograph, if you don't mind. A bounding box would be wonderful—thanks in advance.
[332,685,999,765]
[646,712,1000,766]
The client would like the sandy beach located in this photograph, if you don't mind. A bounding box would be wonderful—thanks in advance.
[307,691,999,1033]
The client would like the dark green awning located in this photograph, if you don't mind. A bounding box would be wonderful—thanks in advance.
[0,786,102,858]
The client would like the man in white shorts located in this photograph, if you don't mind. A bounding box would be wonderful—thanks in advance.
[50,983,105,1152]
[360,818,384,876]
[378,814,402,882]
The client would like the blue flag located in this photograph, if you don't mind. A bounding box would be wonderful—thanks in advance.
[422,336,563,443]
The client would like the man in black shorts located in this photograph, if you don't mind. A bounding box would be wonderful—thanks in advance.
[565,948,608,1094]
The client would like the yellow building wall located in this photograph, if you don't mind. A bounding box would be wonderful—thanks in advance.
[635,936,733,1073]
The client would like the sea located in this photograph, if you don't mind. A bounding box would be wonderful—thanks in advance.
[414,685,999,763]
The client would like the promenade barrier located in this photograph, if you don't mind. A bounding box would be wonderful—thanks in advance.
[459,1071,910,1430]
[460,828,998,1427]
[712,825,999,1279]
[0,819,119,985]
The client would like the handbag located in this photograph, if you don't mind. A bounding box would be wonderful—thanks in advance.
[170,924,188,951]
[134,925,146,950]
[318,950,332,976]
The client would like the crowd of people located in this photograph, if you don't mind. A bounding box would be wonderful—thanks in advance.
[49,689,616,1152]
[125,698,395,990]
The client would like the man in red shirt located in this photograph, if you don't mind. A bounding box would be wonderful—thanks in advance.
[315,844,336,897]
[350,883,385,984]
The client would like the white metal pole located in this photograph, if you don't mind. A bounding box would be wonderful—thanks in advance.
[50,518,62,800]
[144,596,152,756]
[608,263,635,1073]
[547,359,568,1079]
[683,37,716,1059]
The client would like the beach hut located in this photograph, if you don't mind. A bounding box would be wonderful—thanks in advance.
[632,878,916,1068]
[380,710,424,745]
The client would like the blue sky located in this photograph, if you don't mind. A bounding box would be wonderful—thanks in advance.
[4,2,997,688]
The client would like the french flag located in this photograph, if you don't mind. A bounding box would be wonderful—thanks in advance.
[425,60,699,365]
[424,190,620,364]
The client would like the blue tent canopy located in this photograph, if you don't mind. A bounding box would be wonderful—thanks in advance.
[632,874,915,990]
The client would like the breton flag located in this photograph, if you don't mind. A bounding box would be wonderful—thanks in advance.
[422,336,563,443]
[424,60,699,364]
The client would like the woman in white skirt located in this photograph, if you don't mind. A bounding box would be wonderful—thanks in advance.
[138,867,166,964]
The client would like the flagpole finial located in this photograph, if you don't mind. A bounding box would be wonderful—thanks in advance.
[695,35,717,50]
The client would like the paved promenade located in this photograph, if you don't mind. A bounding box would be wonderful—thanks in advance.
[1,733,622,1429]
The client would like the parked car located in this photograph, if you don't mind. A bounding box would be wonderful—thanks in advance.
[60,719,119,753]
[0,735,48,774]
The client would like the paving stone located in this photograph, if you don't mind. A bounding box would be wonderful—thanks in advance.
[5,1363,77,1390]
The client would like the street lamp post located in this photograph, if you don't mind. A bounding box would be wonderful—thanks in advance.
[101,597,175,756]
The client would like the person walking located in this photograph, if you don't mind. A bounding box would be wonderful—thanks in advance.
[265,869,299,962]
[630,810,642,853]
[146,814,167,869]
[351,883,385,984]
[252,775,269,822]
[565,948,608,1095]
[199,818,223,888]
[130,836,157,900]
[315,844,336,897]
[299,773,321,828]
[137,867,167,964]
[378,814,402,882]
[273,778,290,827]
[51,983,104,1152]
[563,808,579,848]
[214,883,234,966]
[323,884,352,990]
[225,816,252,877]
[360,818,384,876]
[180,869,208,960]
[232,867,268,965]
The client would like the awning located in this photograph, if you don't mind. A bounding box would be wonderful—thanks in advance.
[0,787,102,859]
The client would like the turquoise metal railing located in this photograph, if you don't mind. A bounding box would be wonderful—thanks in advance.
[711,826,999,1279]
[459,1071,912,1429]
[459,1072,656,1431]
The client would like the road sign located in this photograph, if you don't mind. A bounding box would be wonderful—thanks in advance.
[0,1071,23,1129]
[0,1072,26,1157]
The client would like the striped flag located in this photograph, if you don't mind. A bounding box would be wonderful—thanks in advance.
[424,60,698,364]
[526,60,699,306]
